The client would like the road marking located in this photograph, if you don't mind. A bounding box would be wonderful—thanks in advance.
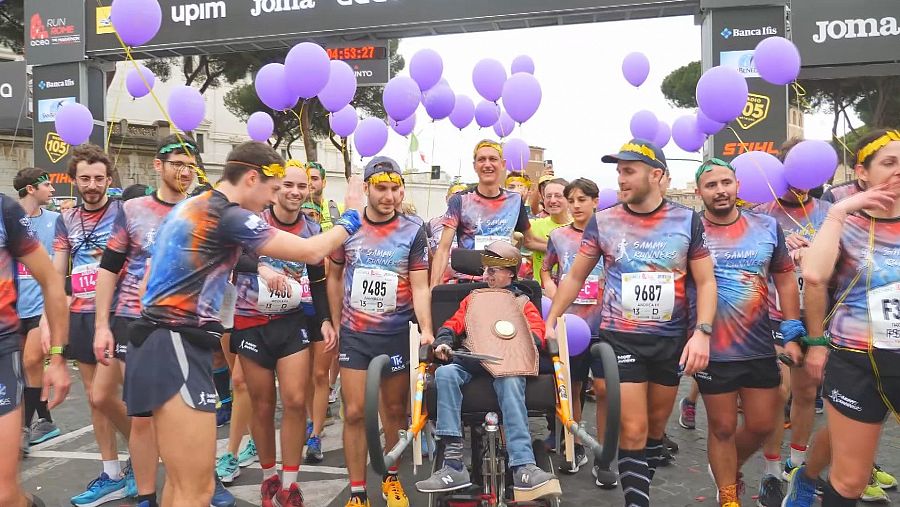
[31,424,95,451]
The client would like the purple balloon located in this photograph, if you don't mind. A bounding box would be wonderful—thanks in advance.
[733,151,788,204]
[125,65,155,99]
[472,58,507,102]
[475,100,501,128]
[696,109,726,135]
[449,94,475,130]
[563,314,591,356]
[630,110,659,141]
[671,115,706,152]
[423,84,456,120]
[167,85,205,132]
[354,118,388,157]
[55,103,93,146]
[389,115,416,137]
[285,42,331,100]
[541,296,551,320]
[511,55,535,75]
[409,49,443,92]
[783,140,838,191]
[622,52,650,88]
[754,37,801,86]
[696,66,749,123]
[503,138,530,171]
[654,121,671,149]
[317,60,357,113]
[493,111,515,138]
[597,188,619,210]
[382,76,421,122]
[110,0,161,47]
[329,105,358,137]
[247,112,274,142]
[501,73,542,124]
[255,63,298,111]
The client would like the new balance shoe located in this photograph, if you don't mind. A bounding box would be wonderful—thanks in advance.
[237,439,258,467]
[415,464,472,493]
[305,435,324,464]
[261,475,283,507]
[513,464,556,492]
[382,474,410,507]
[557,444,588,474]
[216,452,240,484]
[782,466,817,507]
[757,474,784,507]
[70,473,128,507]
[212,475,236,507]
[29,418,61,445]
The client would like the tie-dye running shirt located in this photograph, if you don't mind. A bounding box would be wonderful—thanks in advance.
[17,208,58,319]
[822,180,863,204]
[543,224,605,335]
[141,191,277,329]
[702,211,794,361]
[1,195,40,350]
[442,188,530,250]
[579,200,709,337]
[54,199,123,314]
[828,213,900,353]
[330,211,428,335]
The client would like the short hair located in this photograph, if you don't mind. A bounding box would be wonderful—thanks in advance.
[564,178,599,199]
[855,128,896,168]
[777,137,804,163]
[67,144,113,179]
[14,167,49,198]
[155,134,199,161]
[541,178,568,196]
[222,141,285,184]
[122,183,151,201]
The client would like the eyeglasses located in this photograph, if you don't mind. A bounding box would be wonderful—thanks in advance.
[76,175,109,185]
[165,160,200,172]
[483,266,511,276]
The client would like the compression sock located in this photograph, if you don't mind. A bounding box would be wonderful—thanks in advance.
[213,367,231,404]
[645,437,664,480]
[23,387,41,427]
[764,453,782,477]
[790,444,807,466]
[618,448,651,507]
[442,436,465,471]
[822,479,857,507]
[36,397,52,423]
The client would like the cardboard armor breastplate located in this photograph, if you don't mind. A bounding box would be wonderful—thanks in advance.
[463,288,538,377]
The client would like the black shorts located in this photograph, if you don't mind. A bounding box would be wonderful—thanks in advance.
[232,313,310,370]
[594,331,685,386]
[695,357,781,395]
[20,316,41,336]
[112,316,137,361]
[338,327,408,373]
[0,349,24,417]
[571,349,592,382]
[124,327,217,416]
[823,347,900,424]
[65,312,96,365]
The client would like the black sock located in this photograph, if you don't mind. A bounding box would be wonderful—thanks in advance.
[23,387,42,427]
[212,367,231,404]
[136,493,159,507]
[618,448,651,507]
[36,398,52,423]
[822,479,858,507]
[645,438,664,480]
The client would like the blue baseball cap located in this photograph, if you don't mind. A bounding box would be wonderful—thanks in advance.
[601,138,668,170]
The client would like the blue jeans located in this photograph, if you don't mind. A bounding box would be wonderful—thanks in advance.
[434,362,535,467]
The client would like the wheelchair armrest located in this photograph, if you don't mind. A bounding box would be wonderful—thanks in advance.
[419,344,434,364]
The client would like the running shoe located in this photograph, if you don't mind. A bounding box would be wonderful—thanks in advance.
[238,439,258,467]
[305,435,324,464]
[328,386,339,404]
[782,458,800,482]
[216,402,232,428]
[382,475,410,507]
[592,464,618,490]
[557,443,588,474]
[21,427,30,456]
[757,474,784,507]
[212,475,236,507]
[663,433,679,454]
[261,475,282,507]
[543,433,557,454]
[29,418,61,445]
[277,483,306,507]
[70,473,128,507]
[344,498,370,507]
[216,452,241,484]
[513,464,556,492]
[860,481,889,503]
[306,420,313,440]
[782,466,817,507]
[123,460,137,497]
[874,464,898,490]
[678,397,696,430]
[415,464,472,493]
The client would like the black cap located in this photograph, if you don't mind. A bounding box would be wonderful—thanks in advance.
[601,138,667,170]
[363,156,403,181]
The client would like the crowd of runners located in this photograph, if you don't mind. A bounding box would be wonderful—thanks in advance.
[0,128,898,507]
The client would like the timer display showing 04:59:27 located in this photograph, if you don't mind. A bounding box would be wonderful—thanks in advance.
[326,46,387,61]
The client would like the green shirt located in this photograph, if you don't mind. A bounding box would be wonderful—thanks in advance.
[318,199,344,231]
[529,216,569,282]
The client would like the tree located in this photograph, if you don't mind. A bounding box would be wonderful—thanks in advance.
[0,1,24,55]
[660,61,700,109]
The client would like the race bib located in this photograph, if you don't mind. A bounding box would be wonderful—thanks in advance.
[621,272,675,321]
[256,276,303,314]
[868,282,900,350]
[776,269,805,312]
[71,263,99,299]
[299,275,312,304]
[474,234,510,251]
[350,268,399,314]
[574,274,601,305]
[17,262,33,280]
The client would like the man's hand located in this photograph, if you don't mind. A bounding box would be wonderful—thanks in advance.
[321,320,338,352]
[785,233,810,251]
[42,356,71,409]
[344,174,364,212]
[259,265,290,298]
[783,341,804,367]
[680,331,710,376]
[420,331,435,346]
[93,326,116,366]
[435,343,452,362]
[804,346,828,383]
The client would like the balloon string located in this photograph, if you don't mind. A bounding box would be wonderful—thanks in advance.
[106,75,124,152]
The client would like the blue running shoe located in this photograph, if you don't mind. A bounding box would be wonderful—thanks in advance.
[124,466,137,497]
[216,402,232,428]
[70,473,128,507]
[211,475,236,507]
[306,420,313,440]
[783,466,817,507]
[216,452,240,484]
[136,502,150,507]
[305,435,324,464]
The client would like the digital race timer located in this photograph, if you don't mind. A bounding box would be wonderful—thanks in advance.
[326,45,388,61]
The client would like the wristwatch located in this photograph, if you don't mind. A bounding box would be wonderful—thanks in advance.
[48,345,64,356]
[696,324,713,336]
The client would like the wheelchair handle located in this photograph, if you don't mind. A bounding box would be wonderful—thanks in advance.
[365,354,392,475]
[419,343,434,363]
[546,337,560,357]
[590,342,621,473]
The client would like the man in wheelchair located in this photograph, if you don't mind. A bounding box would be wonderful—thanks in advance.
[415,240,559,498]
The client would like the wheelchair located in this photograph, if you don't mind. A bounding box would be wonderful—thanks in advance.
[365,249,621,507]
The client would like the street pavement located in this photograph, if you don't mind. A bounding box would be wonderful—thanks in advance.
[20,366,900,506]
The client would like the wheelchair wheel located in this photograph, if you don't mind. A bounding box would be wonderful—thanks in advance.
[365,354,392,476]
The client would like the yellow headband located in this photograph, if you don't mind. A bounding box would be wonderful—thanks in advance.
[857,130,900,165]
[228,160,286,178]
[620,142,659,162]
[447,183,468,196]
[474,140,503,159]
[367,171,404,186]
[505,176,531,188]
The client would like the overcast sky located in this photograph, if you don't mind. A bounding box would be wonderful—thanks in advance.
[374,15,837,191]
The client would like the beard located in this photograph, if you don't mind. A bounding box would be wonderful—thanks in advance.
[80,188,106,205]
